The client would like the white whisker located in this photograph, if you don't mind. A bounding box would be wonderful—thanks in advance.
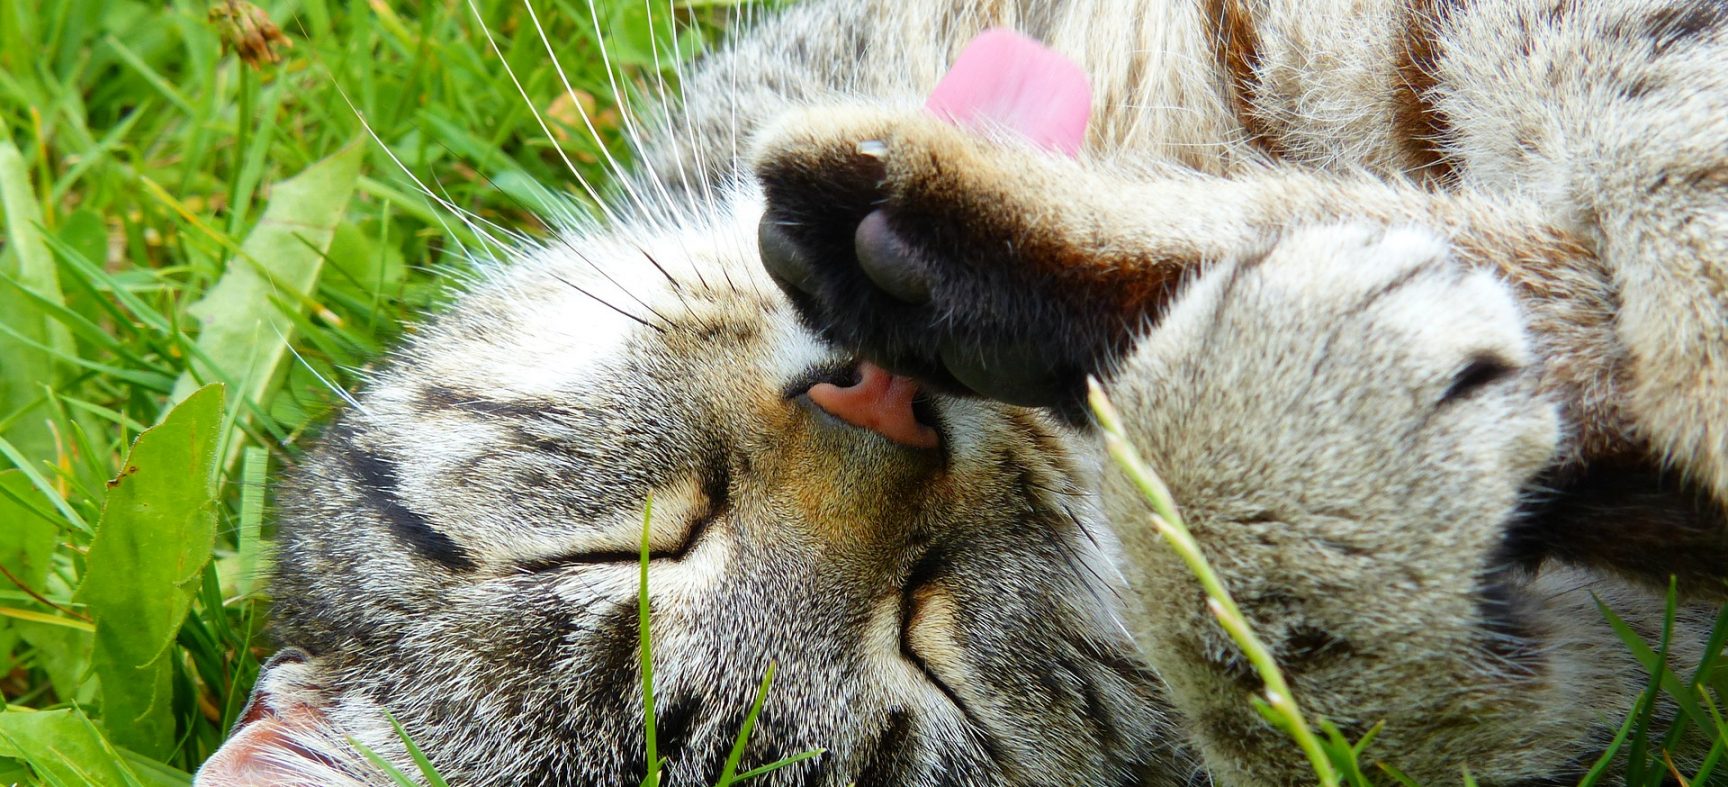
[581,0,687,226]
[282,334,367,414]
[546,271,666,333]
[326,77,515,260]
[464,0,611,226]
[521,0,656,222]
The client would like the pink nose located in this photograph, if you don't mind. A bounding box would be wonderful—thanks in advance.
[808,362,940,449]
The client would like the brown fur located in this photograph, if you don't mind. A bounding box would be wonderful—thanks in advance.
[1204,0,1285,158]
[1393,0,1462,181]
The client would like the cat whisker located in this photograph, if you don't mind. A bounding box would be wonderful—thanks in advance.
[551,237,680,330]
[319,46,514,256]
[466,0,616,230]
[632,244,730,335]
[636,247,684,290]
[643,0,694,197]
[727,4,777,308]
[633,2,732,301]
[421,161,538,253]
[663,0,721,212]
[429,140,560,237]
[1053,502,1136,645]
[547,271,667,334]
[282,332,368,415]
[521,0,657,223]
[580,0,689,228]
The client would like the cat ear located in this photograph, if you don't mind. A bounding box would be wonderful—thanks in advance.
[197,649,343,787]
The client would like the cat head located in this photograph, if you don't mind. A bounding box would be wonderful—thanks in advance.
[200,185,1186,786]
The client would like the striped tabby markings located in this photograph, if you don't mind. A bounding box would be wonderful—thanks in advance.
[1202,0,1285,158]
[338,430,480,572]
[1393,0,1461,182]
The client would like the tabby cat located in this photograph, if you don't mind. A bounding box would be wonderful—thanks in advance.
[200,0,1728,784]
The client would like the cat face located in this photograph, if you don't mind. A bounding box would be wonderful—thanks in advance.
[259,192,1186,786]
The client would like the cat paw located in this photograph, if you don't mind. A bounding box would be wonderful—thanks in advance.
[751,107,1175,413]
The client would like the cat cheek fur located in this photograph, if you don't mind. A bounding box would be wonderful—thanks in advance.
[253,202,1185,784]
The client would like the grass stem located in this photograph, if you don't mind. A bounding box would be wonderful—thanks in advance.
[1088,379,1339,786]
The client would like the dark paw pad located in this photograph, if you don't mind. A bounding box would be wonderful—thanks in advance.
[754,124,1160,412]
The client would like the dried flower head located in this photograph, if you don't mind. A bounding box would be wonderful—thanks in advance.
[208,0,292,69]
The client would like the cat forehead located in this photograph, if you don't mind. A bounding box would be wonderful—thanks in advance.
[403,190,821,397]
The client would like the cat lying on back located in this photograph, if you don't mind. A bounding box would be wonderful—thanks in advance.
[201,0,1728,784]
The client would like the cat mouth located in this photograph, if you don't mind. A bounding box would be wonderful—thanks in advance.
[790,361,945,449]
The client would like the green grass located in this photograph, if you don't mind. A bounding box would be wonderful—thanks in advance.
[0,0,1722,784]
[0,0,741,781]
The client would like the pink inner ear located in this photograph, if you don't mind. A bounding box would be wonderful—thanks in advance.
[925,28,1092,157]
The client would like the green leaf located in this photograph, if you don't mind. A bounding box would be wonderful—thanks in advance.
[15,619,96,707]
[0,130,74,464]
[0,470,61,596]
[55,209,108,275]
[0,434,92,535]
[0,469,86,700]
[0,707,139,787]
[74,384,226,758]
[324,219,405,301]
[0,757,28,785]
[171,142,363,439]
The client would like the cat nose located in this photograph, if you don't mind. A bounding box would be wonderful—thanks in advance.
[807,361,940,449]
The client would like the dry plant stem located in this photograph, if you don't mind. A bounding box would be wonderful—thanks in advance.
[1088,378,1341,786]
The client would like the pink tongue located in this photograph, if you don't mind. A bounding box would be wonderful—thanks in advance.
[925,28,1092,157]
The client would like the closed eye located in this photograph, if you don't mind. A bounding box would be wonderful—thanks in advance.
[898,550,976,713]
[514,464,730,572]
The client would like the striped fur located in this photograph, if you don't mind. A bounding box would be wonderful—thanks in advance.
[203,0,1728,784]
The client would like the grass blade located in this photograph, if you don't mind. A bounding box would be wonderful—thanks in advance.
[347,736,423,787]
[639,494,660,786]
[235,446,268,598]
[0,127,73,464]
[1089,379,1340,786]
[729,749,826,782]
[383,709,452,787]
[171,141,364,464]
[714,662,776,787]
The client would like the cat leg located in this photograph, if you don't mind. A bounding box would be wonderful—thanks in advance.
[1101,224,1720,785]
[1584,80,1728,541]
[750,106,1622,436]
[751,108,1726,782]
[751,107,1728,595]
[1419,0,1728,592]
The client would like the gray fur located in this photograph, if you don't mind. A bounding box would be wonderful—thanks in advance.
[200,0,1727,785]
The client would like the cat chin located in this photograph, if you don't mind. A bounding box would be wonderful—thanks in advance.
[195,651,379,787]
